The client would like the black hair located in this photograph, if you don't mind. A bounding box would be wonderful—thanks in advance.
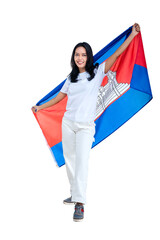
[68,42,99,83]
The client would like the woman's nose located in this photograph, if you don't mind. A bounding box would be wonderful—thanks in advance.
[78,55,83,60]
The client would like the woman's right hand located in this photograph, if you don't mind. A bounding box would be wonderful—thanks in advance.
[31,105,41,113]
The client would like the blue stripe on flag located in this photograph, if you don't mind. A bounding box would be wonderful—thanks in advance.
[93,88,152,148]
[131,64,152,96]
[50,142,65,167]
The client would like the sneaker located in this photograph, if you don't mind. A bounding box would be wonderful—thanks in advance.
[63,196,75,205]
[73,203,84,222]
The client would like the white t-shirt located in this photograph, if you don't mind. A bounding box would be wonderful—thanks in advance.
[60,62,108,122]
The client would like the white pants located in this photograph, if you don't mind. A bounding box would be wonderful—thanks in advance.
[62,116,96,204]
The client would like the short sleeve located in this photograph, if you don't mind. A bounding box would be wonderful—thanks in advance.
[60,77,70,94]
[95,61,108,86]
[97,61,108,77]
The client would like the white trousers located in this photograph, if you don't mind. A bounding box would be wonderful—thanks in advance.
[62,116,96,204]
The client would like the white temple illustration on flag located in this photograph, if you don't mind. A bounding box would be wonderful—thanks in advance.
[96,70,130,118]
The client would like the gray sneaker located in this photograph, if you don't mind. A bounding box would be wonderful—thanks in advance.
[63,197,75,205]
[73,203,84,222]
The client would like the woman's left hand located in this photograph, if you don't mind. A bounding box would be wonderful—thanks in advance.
[132,23,140,37]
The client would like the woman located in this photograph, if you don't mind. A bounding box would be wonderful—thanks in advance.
[32,23,140,222]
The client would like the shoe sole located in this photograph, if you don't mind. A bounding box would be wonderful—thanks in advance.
[63,201,75,205]
[73,218,84,222]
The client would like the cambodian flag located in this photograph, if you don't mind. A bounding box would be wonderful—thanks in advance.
[32,26,152,167]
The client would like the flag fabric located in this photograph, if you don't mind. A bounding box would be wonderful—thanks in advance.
[32,26,152,167]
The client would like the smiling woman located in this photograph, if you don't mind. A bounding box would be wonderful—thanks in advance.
[74,47,87,72]
[69,42,99,83]
[31,24,143,222]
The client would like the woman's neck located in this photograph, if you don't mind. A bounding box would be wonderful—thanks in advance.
[79,67,86,73]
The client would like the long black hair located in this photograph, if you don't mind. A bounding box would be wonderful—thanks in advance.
[68,42,99,83]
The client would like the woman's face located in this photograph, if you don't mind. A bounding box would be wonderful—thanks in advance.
[74,47,87,73]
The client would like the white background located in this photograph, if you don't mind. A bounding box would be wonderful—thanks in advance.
[0,0,160,239]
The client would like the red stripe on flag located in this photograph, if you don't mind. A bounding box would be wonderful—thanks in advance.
[101,33,140,86]
[34,97,67,147]
[135,32,147,68]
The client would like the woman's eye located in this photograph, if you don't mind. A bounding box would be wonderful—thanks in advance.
[75,53,87,57]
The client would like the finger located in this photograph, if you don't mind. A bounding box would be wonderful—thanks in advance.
[32,107,36,113]
[134,23,140,32]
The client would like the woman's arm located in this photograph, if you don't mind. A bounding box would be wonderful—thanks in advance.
[104,23,140,74]
[32,91,67,113]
